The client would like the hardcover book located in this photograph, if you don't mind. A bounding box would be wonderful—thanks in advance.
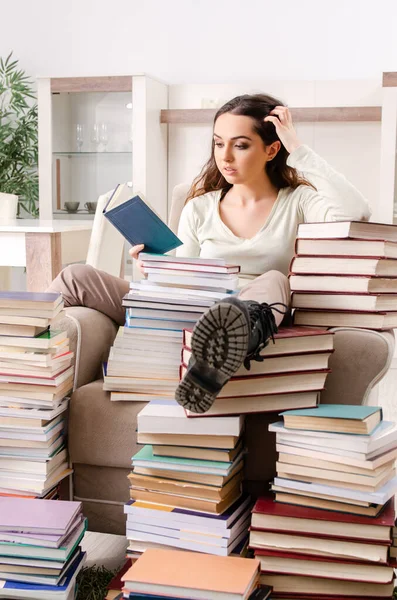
[297,220,397,242]
[280,404,382,435]
[121,547,260,600]
[251,494,394,541]
[103,185,182,254]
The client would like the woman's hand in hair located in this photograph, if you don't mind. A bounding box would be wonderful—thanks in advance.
[264,106,302,155]
[129,244,145,276]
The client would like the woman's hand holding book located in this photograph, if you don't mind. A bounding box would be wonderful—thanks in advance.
[129,244,145,276]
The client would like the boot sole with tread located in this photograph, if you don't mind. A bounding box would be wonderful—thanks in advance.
[175,301,249,413]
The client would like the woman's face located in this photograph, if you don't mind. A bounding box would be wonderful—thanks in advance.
[213,113,278,185]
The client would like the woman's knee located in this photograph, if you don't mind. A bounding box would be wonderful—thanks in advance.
[60,263,96,284]
[266,269,289,284]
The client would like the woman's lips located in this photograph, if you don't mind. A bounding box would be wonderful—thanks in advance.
[223,168,237,174]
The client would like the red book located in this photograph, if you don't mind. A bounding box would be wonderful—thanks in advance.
[106,560,132,596]
[251,495,394,543]
[183,326,334,357]
[179,366,330,399]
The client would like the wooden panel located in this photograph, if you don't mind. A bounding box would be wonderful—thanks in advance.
[161,106,382,124]
[51,76,132,93]
[383,73,397,87]
[25,232,62,292]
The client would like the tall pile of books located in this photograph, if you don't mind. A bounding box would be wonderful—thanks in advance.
[290,220,397,329]
[181,326,334,417]
[0,497,86,599]
[124,399,253,559]
[103,253,240,401]
[0,291,74,499]
[120,548,265,600]
[249,404,397,599]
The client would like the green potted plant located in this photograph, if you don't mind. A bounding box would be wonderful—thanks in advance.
[0,52,39,218]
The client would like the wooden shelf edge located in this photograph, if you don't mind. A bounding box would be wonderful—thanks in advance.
[383,73,397,87]
[51,76,133,93]
[160,106,382,124]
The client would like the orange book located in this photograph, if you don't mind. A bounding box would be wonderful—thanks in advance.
[121,547,260,599]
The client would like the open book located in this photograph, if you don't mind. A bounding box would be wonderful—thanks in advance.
[103,184,183,254]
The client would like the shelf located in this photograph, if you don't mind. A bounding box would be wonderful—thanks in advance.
[51,76,133,93]
[160,106,382,124]
[53,152,132,156]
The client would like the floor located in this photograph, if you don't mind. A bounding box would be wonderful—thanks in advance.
[80,531,128,571]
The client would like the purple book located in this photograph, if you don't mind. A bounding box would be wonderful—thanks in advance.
[0,498,82,535]
[0,514,84,548]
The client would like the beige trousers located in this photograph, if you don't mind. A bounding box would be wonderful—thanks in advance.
[47,264,291,326]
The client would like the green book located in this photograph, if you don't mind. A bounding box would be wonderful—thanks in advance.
[280,404,382,435]
[132,445,242,476]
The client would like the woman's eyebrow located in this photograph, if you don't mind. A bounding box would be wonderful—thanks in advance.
[213,133,252,141]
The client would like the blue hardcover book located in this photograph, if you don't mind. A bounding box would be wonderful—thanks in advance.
[103,184,183,254]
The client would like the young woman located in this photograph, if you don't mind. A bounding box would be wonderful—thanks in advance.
[48,93,371,414]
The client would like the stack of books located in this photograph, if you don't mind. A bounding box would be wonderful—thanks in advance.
[124,399,253,558]
[0,292,74,499]
[104,253,239,401]
[248,404,397,599]
[120,547,265,600]
[0,497,86,599]
[181,326,334,417]
[290,220,397,329]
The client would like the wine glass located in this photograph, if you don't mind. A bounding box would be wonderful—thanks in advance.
[91,123,100,150]
[75,124,84,152]
[99,123,108,152]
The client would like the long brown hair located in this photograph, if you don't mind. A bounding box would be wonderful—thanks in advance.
[186,93,314,203]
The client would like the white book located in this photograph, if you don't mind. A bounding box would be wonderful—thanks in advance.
[126,504,252,539]
[126,308,204,321]
[125,316,197,331]
[107,366,179,378]
[138,253,228,266]
[0,400,68,421]
[127,528,247,556]
[144,268,238,280]
[276,442,397,470]
[297,220,397,242]
[119,326,183,340]
[131,281,235,300]
[269,420,397,454]
[108,352,180,365]
[123,296,214,309]
[141,262,240,274]
[274,474,397,504]
[126,517,249,548]
[0,421,64,441]
[137,400,243,436]
[146,273,239,291]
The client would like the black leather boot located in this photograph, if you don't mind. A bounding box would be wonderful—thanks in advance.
[175,296,287,414]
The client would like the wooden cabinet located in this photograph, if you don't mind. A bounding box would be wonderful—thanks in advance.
[37,75,168,222]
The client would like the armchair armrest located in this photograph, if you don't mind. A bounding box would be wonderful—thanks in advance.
[55,307,118,390]
[321,327,395,405]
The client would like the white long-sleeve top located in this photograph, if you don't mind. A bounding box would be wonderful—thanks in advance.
[176,145,372,284]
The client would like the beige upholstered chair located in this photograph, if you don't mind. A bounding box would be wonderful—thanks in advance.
[85,190,125,277]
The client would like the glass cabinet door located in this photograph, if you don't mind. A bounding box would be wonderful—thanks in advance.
[51,89,133,218]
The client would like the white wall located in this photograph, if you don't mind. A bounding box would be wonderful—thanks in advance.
[0,0,396,83]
